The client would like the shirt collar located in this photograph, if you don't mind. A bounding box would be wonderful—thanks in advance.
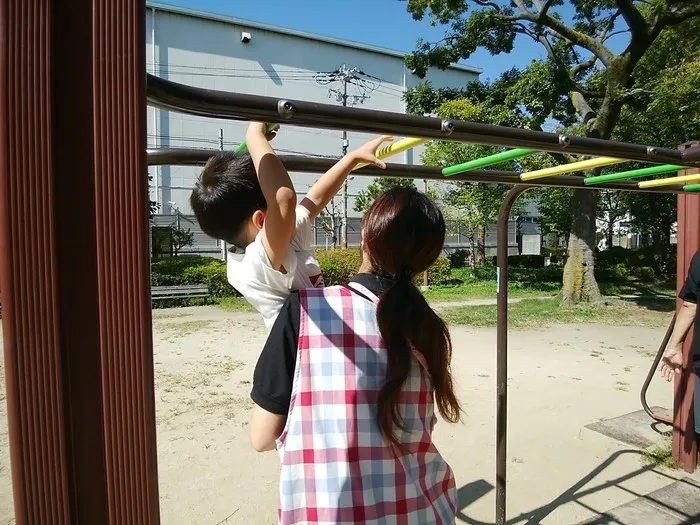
[350,273,395,296]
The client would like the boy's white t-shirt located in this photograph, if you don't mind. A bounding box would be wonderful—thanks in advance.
[227,206,324,329]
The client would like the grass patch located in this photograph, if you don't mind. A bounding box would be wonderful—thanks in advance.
[213,297,257,313]
[423,278,676,306]
[440,298,671,329]
[423,281,557,302]
[643,436,677,469]
[600,281,675,297]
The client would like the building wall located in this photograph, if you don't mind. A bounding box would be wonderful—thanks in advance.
[145,3,480,217]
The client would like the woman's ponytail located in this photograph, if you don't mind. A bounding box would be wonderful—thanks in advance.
[375,272,460,447]
[362,187,462,447]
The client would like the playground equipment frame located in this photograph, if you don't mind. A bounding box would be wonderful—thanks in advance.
[0,3,698,522]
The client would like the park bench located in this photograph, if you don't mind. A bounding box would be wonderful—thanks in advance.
[151,284,209,302]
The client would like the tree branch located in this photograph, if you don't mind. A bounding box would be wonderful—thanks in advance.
[472,0,502,11]
[615,0,649,38]
[570,55,598,78]
[506,0,616,66]
[603,29,631,42]
[650,3,700,39]
[532,0,557,17]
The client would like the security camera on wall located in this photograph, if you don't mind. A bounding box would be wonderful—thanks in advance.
[241,31,252,43]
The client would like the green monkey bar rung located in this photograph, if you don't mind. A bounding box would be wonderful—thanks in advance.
[584,163,684,185]
[442,148,537,176]
[683,183,700,192]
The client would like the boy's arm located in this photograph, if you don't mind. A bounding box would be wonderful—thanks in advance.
[246,122,296,271]
[300,135,393,221]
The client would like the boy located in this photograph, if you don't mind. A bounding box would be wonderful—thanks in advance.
[190,121,392,328]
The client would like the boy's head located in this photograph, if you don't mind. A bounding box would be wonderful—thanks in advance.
[190,152,267,248]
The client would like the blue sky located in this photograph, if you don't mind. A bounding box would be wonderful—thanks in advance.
[166,0,548,82]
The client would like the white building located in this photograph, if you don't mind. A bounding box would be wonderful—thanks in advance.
[146,2,482,251]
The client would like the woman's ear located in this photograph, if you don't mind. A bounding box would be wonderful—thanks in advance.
[252,209,265,231]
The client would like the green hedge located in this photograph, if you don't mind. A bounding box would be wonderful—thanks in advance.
[152,256,236,298]
[314,249,452,287]
[314,249,362,286]
[151,250,454,307]
[595,246,675,281]
[447,249,469,268]
[488,255,545,268]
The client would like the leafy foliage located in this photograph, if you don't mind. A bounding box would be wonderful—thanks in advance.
[314,249,362,286]
[403,0,700,303]
[151,256,234,298]
[353,177,416,212]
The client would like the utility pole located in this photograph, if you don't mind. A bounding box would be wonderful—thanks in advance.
[341,78,349,249]
[219,128,227,261]
[423,179,429,289]
[321,64,377,248]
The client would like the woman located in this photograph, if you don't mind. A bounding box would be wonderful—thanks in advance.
[249,187,461,524]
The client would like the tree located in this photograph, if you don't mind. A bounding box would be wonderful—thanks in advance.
[418,97,529,265]
[171,226,194,256]
[318,200,342,248]
[614,15,700,260]
[353,177,416,212]
[405,0,700,304]
[535,187,574,244]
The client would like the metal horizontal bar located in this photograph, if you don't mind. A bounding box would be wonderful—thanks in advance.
[146,74,697,167]
[147,148,685,193]
[683,183,700,192]
[683,146,700,162]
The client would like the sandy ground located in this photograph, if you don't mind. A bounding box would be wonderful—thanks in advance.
[0,306,698,524]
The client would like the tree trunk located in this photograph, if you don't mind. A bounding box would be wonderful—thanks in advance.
[468,235,476,278]
[606,220,614,250]
[477,226,486,265]
[562,189,603,305]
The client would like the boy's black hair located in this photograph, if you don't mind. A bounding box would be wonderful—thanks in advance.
[190,152,267,247]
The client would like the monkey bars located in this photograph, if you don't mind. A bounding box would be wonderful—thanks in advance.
[1,18,699,525]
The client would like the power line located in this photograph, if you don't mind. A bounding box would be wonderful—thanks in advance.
[315,64,380,248]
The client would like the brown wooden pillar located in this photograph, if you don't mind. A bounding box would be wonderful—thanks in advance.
[674,141,699,473]
[0,0,160,523]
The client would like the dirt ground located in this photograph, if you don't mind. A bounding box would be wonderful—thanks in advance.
[0,306,697,524]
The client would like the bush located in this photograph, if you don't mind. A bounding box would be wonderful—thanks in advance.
[545,246,567,258]
[635,266,656,282]
[474,265,497,281]
[447,249,469,268]
[488,255,545,268]
[426,256,452,286]
[595,246,676,282]
[151,256,238,298]
[595,262,630,282]
[315,248,362,286]
[510,255,545,268]
[182,263,231,298]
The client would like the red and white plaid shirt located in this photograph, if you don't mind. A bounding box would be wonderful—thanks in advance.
[275,282,457,525]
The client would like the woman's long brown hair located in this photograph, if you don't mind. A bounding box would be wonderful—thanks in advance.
[362,187,461,446]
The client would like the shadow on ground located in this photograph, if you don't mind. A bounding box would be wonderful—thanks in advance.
[455,450,699,525]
